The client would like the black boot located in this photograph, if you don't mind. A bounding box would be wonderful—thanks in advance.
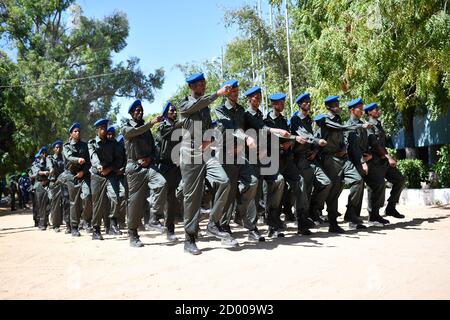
[92,226,104,240]
[71,227,81,237]
[167,225,178,242]
[385,203,405,218]
[129,229,143,247]
[248,227,265,242]
[65,225,72,234]
[329,221,345,234]
[145,219,167,233]
[110,218,123,235]
[206,221,230,239]
[184,233,201,255]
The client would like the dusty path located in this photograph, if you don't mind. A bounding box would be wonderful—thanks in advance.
[1,204,449,299]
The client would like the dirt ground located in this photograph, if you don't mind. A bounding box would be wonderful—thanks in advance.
[1,204,449,300]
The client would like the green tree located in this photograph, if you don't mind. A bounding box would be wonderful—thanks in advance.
[0,0,164,176]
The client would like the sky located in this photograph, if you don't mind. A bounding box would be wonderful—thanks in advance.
[78,0,263,123]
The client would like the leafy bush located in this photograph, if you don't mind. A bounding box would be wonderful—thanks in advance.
[432,144,450,188]
[397,159,427,189]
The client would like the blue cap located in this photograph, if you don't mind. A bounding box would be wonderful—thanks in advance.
[94,118,108,128]
[116,134,124,143]
[34,152,40,159]
[364,102,378,113]
[269,93,287,102]
[52,140,63,148]
[314,114,328,122]
[37,146,48,156]
[243,86,261,97]
[107,126,116,134]
[347,98,363,109]
[295,92,310,104]
[324,95,339,104]
[162,101,172,116]
[68,122,80,134]
[128,99,142,113]
[186,73,205,84]
[223,79,238,88]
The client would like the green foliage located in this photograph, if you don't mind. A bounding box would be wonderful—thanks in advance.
[432,144,450,188]
[397,159,428,189]
[0,0,164,176]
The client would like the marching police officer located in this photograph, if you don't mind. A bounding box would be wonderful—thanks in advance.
[121,99,168,247]
[107,127,128,230]
[364,102,406,223]
[63,122,93,237]
[215,80,264,242]
[263,92,315,236]
[49,140,70,232]
[314,96,369,233]
[178,73,233,255]
[290,92,331,226]
[243,86,288,237]
[156,101,183,242]
[30,147,53,230]
[88,118,122,240]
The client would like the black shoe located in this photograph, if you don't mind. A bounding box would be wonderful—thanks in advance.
[65,227,72,234]
[248,229,265,242]
[34,221,39,227]
[221,225,233,236]
[385,206,405,219]
[184,234,201,255]
[329,223,345,234]
[167,231,178,242]
[128,230,144,247]
[349,222,367,230]
[368,214,390,226]
[71,228,81,237]
[53,227,60,233]
[268,227,285,238]
[299,216,316,229]
[38,224,46,231]
[233,218,244,226]
[297,228,313,236]
[110,219,123,236]
[206,222,230,239]
[145,220,167,233]
[92,228,104,240]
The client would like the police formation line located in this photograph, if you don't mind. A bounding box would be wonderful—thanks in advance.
[28,72,406,255]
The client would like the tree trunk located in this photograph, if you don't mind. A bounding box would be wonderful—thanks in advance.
[403,108,417,159]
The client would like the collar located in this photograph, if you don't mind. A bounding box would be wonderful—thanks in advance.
[297,111,307,120]
[225,100,237,110]
[269,110,280,120]
[246,105,259,116]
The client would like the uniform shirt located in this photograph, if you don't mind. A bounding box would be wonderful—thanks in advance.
[121,119,157,162]
[156,118,183,164]
[30,157,53,182]
[263,110,297,157]
[367,117,391,161]
[63,139,91,175]
[88,136,121,175]
[290,111,321,156]
[346,116,370,166]
[244,105,271,133]
[179,93,219,152]
[50,153,65,180]
[315,114,362,156]
[215,100,249,157]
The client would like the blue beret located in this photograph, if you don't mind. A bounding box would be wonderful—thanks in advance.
[243,86,261,97]
[68,122,80,133]
[186,73,205,84]
[269,93,287,101]
[347,98,363,109]
[52,140,63,148]
[107,126,116,134]
[162,101,172,116]
[364,102,378,113]
[116,134,124,143]
[94,118,108,128]
[37,146,48,156]
[295,92,310,104]
[314,114,328,122]
[223,79,238,88]
[324,95,339,104]
[128,99,142,113]
[34,152,40,159]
